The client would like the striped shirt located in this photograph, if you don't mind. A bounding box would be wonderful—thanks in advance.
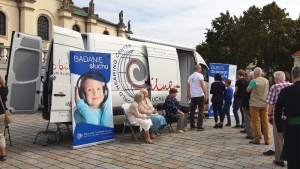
[266,81,292,115]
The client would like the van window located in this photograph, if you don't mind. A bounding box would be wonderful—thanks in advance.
[200,64,208,82]
[81,34,87,50]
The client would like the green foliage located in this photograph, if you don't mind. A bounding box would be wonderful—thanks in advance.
[196,1,300,78]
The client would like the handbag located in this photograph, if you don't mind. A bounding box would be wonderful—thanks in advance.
[0,97,12,124]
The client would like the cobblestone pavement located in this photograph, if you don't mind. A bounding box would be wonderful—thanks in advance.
[1,112,285,169]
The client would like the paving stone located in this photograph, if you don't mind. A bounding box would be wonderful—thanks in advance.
[3,112,281,169]
[75,163,98,169]
[143,158,163,165]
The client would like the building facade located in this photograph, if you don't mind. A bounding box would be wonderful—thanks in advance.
[0,0,127,48]
[0,0,129,77]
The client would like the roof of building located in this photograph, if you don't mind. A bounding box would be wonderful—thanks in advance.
[292,50,300,57]
[69,4,117,26]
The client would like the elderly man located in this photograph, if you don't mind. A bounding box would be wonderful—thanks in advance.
[187,64,207,131]
[263,71,292,156]
[264,71,292,167]
[275,66,300,168]
[246,67,270,145]
[241,71,254,139]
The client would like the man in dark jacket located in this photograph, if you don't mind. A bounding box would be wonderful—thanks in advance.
[275,66,300,168]
[241,71,254,139]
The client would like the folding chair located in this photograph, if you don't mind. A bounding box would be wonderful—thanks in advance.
[120,103,140,144]
[33,121,60,146]
[4,124,12,146]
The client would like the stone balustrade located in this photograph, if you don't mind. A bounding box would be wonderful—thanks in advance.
[0,45,48,64]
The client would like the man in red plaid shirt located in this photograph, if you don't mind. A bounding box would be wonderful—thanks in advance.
[265,71,292,167]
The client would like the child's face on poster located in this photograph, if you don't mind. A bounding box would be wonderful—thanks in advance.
[84,78,104,109]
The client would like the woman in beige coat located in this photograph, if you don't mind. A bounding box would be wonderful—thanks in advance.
[127,93,153,144]
[139,89,167,139]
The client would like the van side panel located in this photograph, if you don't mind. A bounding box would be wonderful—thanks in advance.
[145,42,180,103]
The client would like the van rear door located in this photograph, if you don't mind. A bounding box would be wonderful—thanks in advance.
[145,43,180,103]
[50,26,84,123]
[6,32,42,113]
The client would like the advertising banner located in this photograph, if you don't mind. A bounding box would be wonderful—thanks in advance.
[70,51,114,149]
[208,63,237,118]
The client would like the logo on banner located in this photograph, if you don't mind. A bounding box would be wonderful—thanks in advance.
[76,133,83,140]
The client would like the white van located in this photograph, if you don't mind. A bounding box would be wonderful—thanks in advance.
[6,26,209,124]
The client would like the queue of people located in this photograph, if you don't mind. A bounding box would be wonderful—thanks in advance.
[197,65,300,168]
[124,65,300,168]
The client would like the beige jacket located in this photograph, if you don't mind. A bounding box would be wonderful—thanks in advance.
[127,101,147,124]
[138,98,155,114]
[249,77,269,107]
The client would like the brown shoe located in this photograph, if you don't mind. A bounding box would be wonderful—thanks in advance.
[273,160,284,167]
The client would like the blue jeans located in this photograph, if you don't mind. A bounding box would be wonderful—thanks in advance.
[232,98,244,125]
[223,101,232,125]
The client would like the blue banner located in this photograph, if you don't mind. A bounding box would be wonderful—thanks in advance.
[208,63,236,118]
[70,51,114,149]
[209,63,229,80]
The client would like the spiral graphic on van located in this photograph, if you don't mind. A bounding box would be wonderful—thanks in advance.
[118,50,148,98]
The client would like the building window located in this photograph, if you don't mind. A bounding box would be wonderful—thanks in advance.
[103,30,109,35]
[72,25,80,32]
[37,16,49,40]
[0,12,6,36]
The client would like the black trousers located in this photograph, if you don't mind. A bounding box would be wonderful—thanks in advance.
[212,102,224,123]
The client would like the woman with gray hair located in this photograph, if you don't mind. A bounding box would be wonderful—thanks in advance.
[138,89,166,139]
[127,92,153,144]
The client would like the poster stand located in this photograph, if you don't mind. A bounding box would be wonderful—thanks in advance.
[208,63,237,118]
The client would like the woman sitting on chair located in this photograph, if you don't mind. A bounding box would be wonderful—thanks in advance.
[127,92,154,144]
[138,89,167,139]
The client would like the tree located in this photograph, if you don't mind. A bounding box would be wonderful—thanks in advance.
[197,11,242,67]
[197,1,300,79]
[239,2,299,78]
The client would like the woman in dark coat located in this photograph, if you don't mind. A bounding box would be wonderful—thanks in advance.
[0,75,8,161]
[210,73,226,128]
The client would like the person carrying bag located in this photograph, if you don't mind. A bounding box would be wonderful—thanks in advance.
[0,75,8,161]
[0,98,12,124]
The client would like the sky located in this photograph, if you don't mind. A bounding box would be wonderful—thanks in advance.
[72,0,299,48]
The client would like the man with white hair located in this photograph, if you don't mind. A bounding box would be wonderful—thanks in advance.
[264,71,292,167]
[275,66,300,168]
[246,67,270,145]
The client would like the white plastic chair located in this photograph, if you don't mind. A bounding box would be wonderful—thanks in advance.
[120,103,140,144]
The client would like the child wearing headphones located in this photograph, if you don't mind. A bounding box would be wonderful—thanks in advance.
[73,72,113,128]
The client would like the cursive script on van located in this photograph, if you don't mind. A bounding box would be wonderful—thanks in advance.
[150,77,173,91]
[53,59,69,70]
